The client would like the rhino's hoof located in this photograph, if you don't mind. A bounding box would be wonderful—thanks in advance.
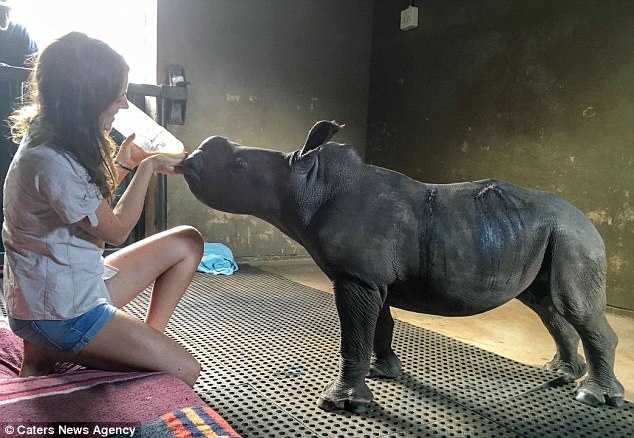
[606,395,625,408]
[345,399,371,414]
[543,356,587,382]
[368,354,402,379]
[607,395,625,408]
[367,364,400,379]
[575,379,625,408]
[317,396,341,412]
[575,388,605,407]
[317,397,371,414]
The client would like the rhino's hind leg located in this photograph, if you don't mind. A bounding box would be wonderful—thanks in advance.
[572,314,624,407]
[547,231,624,407]
[517,286,587,383]
[368,304,402,379]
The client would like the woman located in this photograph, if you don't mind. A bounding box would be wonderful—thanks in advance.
[2,32,203,386]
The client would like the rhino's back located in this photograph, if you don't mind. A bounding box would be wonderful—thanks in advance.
[306,163,602,309]
[393,178,603,314]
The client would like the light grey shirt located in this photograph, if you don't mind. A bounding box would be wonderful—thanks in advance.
[2,143,114,320]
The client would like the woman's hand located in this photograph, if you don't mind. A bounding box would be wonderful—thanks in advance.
[114,133,149,169]
[144,154,186,176]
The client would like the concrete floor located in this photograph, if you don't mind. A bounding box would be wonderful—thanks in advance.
[249,257,634,402]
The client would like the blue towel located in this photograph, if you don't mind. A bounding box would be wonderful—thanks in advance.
[197,242,239,275]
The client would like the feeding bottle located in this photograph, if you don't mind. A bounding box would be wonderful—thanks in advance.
[112,102,185,158]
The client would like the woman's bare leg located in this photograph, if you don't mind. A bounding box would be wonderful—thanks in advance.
[19,341,58,377]
[104,225,204,331]
[79,310,201,386]
[20,311,201,386]
[18,225,204,384]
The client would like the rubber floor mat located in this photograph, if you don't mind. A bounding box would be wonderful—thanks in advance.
[2,267,632,437]
[123,265,634,438]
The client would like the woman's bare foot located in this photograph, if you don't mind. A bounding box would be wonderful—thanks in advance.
[19,340,58,377]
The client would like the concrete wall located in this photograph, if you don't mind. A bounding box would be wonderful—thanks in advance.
[366,1,634,311]
[157,0,373,259]
[156,1,632,310]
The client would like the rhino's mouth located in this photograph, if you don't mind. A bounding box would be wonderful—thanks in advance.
[181,158,201,192]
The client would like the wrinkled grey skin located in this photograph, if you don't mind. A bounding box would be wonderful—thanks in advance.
[182,121,624,413]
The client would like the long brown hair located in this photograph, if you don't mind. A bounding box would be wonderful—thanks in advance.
[10,32,129,201]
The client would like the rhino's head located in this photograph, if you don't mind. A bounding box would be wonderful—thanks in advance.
[182,120,343,217]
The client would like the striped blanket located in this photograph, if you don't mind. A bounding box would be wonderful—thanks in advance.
[110,406,241,438]
[0,369,161,408]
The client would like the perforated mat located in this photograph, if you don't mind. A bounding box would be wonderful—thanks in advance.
[124,265,634,438]
[2,266,633,437]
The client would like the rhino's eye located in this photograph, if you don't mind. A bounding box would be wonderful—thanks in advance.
[231,157,248,173]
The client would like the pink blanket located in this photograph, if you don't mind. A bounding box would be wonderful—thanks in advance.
[0,319,215,428]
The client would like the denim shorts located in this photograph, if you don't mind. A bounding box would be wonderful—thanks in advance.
[9,303,118,354]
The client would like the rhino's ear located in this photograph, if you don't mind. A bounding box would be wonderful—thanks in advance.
[300,120,344,156]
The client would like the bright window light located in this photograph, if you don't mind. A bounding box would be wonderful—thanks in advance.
[10,0,157,84]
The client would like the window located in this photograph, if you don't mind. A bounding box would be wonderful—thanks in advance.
[11,0,157,84]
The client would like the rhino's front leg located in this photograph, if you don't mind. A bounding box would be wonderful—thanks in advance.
[368,302,402,379]
[318,278,383,414]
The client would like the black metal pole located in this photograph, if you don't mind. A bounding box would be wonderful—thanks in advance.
[156,92,168,232]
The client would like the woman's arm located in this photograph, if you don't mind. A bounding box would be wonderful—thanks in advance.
[76,154,183,245]
[113,133,148,185]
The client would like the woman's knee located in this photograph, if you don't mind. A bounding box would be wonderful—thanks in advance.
[181,354,202,387]
[170,225,204,259]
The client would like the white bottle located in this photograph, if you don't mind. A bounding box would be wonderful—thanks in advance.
[112,101,185,158]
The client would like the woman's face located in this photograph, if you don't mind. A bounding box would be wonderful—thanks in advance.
[99,74,129,132]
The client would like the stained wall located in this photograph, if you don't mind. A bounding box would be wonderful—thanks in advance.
[157,0,373,259]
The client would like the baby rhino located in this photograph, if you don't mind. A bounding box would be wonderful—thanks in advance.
[181,121,624,413]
